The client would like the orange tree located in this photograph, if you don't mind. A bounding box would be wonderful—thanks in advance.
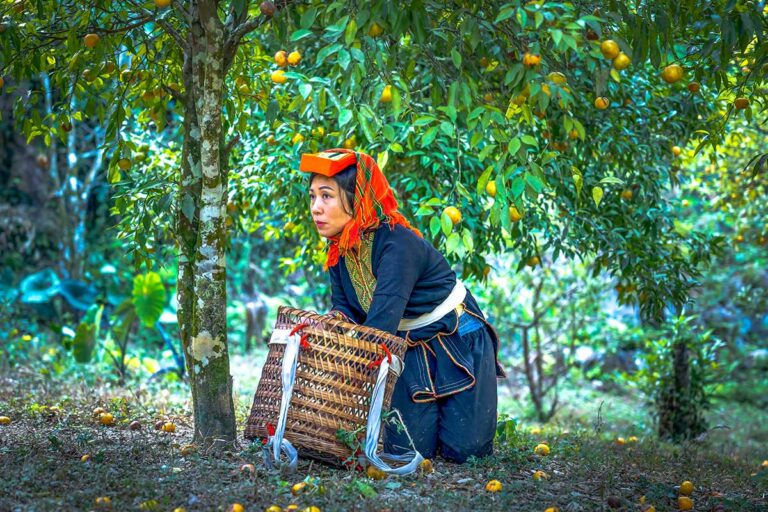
[1,0,764,443]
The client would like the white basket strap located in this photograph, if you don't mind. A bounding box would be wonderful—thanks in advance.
[263,330,299,473]
[363,357,424,475]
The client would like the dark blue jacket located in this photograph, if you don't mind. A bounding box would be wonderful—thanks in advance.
[328,223,505,401]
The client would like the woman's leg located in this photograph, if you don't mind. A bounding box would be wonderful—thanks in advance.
[383,349,439,459]
[437,325,498,462]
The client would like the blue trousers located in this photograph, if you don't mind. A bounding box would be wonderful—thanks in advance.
[383,312,498,462]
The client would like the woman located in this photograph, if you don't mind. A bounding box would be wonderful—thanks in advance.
[300,148,506,463]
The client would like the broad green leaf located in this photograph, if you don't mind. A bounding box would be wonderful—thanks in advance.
[132,272,165,328]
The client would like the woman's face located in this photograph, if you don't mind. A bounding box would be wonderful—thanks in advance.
[309,175,353,238]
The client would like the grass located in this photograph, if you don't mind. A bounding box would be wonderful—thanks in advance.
[1,363,767,512]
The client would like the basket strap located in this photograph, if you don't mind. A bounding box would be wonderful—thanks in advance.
[263,329,300,473]
[363,357,425,475]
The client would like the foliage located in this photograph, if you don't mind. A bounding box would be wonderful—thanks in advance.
[630,314,725,441]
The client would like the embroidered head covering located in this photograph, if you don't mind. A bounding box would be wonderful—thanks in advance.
[301,148,422,270]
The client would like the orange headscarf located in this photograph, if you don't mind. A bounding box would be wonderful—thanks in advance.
[320,149,422,270]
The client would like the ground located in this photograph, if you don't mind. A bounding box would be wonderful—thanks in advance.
[1,355,767,512]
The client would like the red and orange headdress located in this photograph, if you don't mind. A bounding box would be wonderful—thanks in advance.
[299,148,422,270]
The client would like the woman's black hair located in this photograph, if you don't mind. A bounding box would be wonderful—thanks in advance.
[309,164,357,216]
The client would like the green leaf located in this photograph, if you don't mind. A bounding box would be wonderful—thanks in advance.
[298,83,312,99]
[339,108,353,126]
[451,49,462,69]
[290,29,313,42]
[592,186,603,208]
[72,322,96,363]
[508,137,521,156]
[301,7,317,29]
[495,6,516,23]
[132,272,166,328]
[441,212,453,236]
[344,18,357,45]
[510,177,525,198]
[525,173,544,193]
[429,216,441,238]
[446,232,461,254]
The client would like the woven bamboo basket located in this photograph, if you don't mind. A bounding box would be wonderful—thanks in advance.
[244,306,408,466]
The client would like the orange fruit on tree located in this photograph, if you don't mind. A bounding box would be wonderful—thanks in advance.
[443,206,462,225]
[594,96,610,109]
[548,71,567,84]
[270,69,287,84]
[621,189,633,201]
[522,52,541,67]
[0,77,5,89]
[368,22,383,37]
[274,50,288,67]
[672,146,681,156]
[613,52,631,70]
[484,479,502,492]
[687,81,700,93]
[661,64,684,83]
[678,497,693,511]
[679,480,694,496]
[733,97,749,109]
[485,181,497,197]
[483,92,493,102]
[343,135,356,149]
[380,84,393,103]
[287,50,301,66]
[509,206,523,222]
[291,133,304,144]
[155,0,171,7]
[117,158,132,170]
[600,40,620,59]
[84,33,100,49]
[568,129,579,139]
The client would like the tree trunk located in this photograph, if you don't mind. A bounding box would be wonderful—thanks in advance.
[176,0,236,449]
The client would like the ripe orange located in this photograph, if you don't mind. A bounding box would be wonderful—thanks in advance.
[228,504,244,512]
[548,72,567,84]
[672,146,681,156]
[99,412,115,426]
[568,129,579,139]
[291,133,304,144]
[621,189,633,201]
[366,465,387,480]
[161,421,176,433]
[343,135,356,149]
[0,77,4,89]
[616,437,626,445]
[522,52,541,67]
[274,50,288,67]
[485,181,497,197]
[483,92,493,102]
[84,33,100,49]
[613,52,631,70]
[687,81,700,93]
[0,416,11,425]
[509,206,523,222]
[534,443,550,455]
[679,481,694,496]
[368,22,383,37]
[678,496,693,510]
[265,506,281,512]
[594,97,610,110]
[288,50,301,66]
[484,479,502,492]
[95,496,112,509]
[419,458,434,473]
[733,97,749,109]
[600,40,620,59]
[628,436,638,443]
[443,206,462,225]
[661,64,684,83]
[155,0,171,7]
[533,470,548,480]
[117,158,132,171]
[291,482,306,495]
[380,84,393,103]
[270,69,287,84]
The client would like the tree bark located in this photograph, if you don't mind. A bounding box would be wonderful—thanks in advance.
[176,0,236,448]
